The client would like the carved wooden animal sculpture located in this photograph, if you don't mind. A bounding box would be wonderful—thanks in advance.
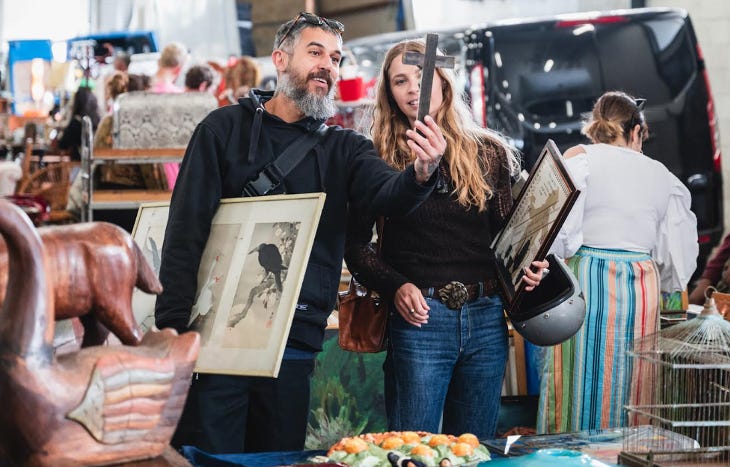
[0,222,161,346]
[0,199,201,466]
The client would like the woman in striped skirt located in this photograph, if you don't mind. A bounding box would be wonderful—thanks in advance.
[537,91,698,433]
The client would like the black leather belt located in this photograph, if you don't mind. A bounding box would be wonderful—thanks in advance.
[420,279,500,310]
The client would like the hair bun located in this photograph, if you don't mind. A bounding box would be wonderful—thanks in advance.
[583,118,622,144]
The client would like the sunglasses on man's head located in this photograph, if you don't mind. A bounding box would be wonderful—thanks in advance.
[634,98,646,111]
[278,12,345,49]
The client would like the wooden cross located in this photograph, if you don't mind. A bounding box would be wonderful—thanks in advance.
[402,33,456,123]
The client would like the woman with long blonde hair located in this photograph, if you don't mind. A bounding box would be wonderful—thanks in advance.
[344,39,547,438]
[371,41,518,211]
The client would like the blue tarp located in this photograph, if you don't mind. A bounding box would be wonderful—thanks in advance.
[7,39,52,114]
[182,447,327,467]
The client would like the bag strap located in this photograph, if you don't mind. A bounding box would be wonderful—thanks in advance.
[278,124,329,173]
[242,102,329,196]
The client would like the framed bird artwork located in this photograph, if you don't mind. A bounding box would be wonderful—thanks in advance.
[132,193,326,377]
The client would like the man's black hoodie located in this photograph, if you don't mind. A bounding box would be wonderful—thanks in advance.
[155,90,436,352]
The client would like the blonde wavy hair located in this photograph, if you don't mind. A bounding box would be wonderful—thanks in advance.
[371,40,519,211]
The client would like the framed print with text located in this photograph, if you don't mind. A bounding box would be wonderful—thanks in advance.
[492,139,580,312]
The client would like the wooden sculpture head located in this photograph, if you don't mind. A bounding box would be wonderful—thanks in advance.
[0,222,162,346]
[0,199,200,466]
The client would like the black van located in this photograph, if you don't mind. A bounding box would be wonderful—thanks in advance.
[346,7,722,271]
[462,7,722,270]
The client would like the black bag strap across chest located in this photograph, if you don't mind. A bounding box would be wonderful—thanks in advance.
[242,107,329,197]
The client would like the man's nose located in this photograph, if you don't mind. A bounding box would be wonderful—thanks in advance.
[318,55,335,73]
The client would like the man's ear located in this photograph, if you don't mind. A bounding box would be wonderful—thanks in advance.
[272,49,288,72]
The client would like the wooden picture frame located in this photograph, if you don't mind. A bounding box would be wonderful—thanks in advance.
[492,139,580,313]
[131,193,326,377]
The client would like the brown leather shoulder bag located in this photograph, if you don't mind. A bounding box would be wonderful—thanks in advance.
[337,218,387,353]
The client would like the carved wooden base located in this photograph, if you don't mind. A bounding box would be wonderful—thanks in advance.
[0,199,201,466]
[111,447,190,467]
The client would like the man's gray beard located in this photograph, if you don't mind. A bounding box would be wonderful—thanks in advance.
[277,72,337,120]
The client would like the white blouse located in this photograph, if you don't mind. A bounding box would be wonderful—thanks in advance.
[549,143,698,291]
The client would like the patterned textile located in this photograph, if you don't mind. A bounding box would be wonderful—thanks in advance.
[112,91,216,189]
[536,246,660,433]
[113,91,216,149]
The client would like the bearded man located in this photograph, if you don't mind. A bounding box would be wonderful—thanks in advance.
[155,12,446,455]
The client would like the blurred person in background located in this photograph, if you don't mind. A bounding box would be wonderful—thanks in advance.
[127,73,152,92]
[113,52,131,72]
[151,42,189,94]
[216,55,261,106]
[96,71,129,146]
[184,64,216,93]
[57,86,100,161]
[67,72,147,221]
[689,232,730,303]
[150,42,190,190]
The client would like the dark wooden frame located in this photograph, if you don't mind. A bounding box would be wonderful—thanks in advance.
[492,139,580,313]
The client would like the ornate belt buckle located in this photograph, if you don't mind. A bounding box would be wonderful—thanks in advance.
[438,281,469,310]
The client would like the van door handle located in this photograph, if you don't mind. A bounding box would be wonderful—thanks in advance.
[687,173,708,188]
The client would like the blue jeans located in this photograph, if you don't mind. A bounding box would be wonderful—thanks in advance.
[384,295,508,439]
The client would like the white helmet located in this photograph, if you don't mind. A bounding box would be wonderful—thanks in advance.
[507,254,586,346]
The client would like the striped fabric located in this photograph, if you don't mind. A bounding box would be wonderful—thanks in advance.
[536,246,660,433]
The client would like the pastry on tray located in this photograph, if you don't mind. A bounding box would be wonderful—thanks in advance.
[324,431,491,467]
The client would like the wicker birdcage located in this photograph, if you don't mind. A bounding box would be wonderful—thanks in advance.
[620,289,730,466]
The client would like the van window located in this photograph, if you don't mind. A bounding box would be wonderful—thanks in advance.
[489,16,697,127]
[597,20,694,106]
[645,18,695,97]
[490,26,602,125]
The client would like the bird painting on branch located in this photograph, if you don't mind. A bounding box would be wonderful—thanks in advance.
[249,243,288,291]
[227,222,299,329]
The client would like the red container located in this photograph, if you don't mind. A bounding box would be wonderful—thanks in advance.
[338,77,364,102]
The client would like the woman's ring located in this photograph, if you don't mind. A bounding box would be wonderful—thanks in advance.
[409,309,415,314]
